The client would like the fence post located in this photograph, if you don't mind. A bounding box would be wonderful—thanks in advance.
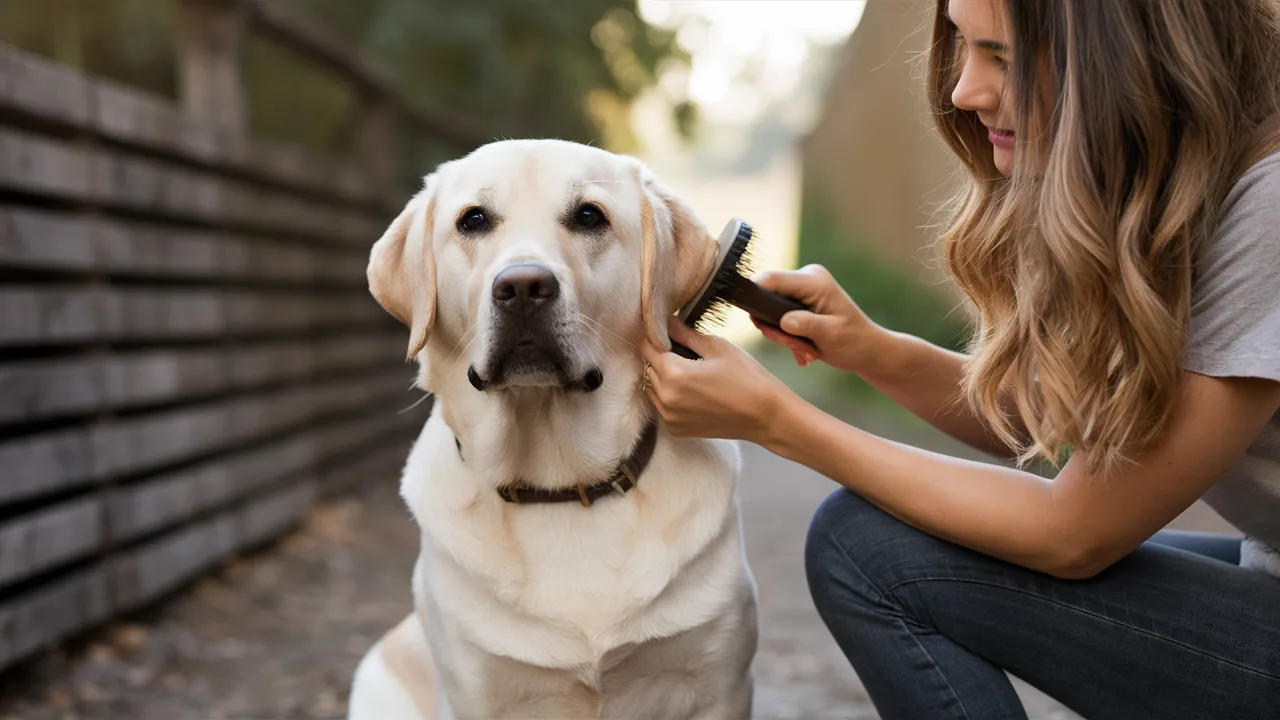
[354,94,400,194]
[175,0,248,134]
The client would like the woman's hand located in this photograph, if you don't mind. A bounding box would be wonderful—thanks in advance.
[640,317,799,445]
[754,264,890,375]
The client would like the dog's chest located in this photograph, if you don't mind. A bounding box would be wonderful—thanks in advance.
[406,424,743,668]
[420,521,743,680]
[417,490,740,668]
[474,502,684,625]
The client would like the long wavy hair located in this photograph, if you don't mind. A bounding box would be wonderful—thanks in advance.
[927,0,1280,475]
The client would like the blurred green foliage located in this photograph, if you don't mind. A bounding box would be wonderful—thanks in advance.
[795,173,970,355]
[0,0,690,173]
[0,0,178,95]
[279,0,690,157]
[765,171,972,415]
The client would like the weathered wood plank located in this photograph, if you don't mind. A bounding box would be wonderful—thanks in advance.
[0,207,98,272]
[0,336,383,425]
[0,429,92,507]
[105,406,414,542]
[0,497,101,588]
[0,44,382,206]
[0,206,370,284]
[0,286,384,346]
[239,137,377,206]
[0,356,104,424]
[110,480,316,615]
[109,513,238,613]
[106,433,317,542]
[237,482,316,549]
[0,128,384,245]
[318,438,414,497]
[93,77,224,164]
[0,287,112,347]
[0,42,93,127]
[0,369,411,506]
[0,567,111,669]
[0,128,96,200]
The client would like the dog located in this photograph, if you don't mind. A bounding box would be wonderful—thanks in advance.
[346,139,759,719]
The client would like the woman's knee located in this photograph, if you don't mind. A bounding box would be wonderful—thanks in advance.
[804,487,962,606]
[804,489,894,603]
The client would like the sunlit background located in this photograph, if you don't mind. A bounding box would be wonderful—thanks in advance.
[632,0,868,343]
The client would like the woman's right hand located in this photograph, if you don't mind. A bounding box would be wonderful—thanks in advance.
[754,264,891,375]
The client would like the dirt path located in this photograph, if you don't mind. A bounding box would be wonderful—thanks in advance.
[0,481,419,720]
[0,432,1079,719]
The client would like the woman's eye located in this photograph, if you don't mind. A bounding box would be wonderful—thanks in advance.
[571,203,608,231]
[457,207,489,233]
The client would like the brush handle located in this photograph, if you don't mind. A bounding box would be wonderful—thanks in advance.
[668,275,815,360]
[722,274,815,346]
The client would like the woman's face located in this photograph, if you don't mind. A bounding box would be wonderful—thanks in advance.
[948,0,1017,175]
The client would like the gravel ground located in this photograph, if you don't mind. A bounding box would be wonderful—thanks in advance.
[0,432,1079,719]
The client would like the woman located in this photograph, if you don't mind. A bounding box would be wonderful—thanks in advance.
[640,0,1280,717]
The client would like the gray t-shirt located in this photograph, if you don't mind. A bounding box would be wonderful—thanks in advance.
[1182,149,1280,577]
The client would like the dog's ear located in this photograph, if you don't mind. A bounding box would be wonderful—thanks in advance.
[639,173,718,347]
[368,180,437,359]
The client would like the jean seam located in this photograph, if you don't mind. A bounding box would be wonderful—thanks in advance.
[893,615,975,720]
[882,576,1280,683]
[821,527,974,719]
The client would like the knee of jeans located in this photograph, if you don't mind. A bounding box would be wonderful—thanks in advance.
[804,487,944,605]
[805,489,886,602]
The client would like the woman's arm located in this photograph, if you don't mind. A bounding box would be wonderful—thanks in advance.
[753,266,1025,460]
[641,319,1280,579]
[765,369,1280,578]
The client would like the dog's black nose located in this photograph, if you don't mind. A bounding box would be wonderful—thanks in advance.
[492,264,560,313]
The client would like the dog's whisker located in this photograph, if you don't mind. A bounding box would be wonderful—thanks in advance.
[446,327,477,364]
[534,385,547,426]
[452,329,482,366]
[576,318,621,366]
[457,335,481,367]
[397,390,433,414]
[579,314,635,349]
[575,317,609,354]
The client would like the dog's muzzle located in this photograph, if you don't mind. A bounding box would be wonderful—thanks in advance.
[467,264,603,392]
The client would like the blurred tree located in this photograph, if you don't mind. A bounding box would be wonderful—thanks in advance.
[271,0,693,162]
[0,0,178,97]
[0,0,693,169]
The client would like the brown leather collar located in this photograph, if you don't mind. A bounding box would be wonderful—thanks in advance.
[455,420,659,507]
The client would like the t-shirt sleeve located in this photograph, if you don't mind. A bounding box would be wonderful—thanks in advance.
[1181,152,1280,383]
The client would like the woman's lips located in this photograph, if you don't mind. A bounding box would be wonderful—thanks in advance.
[988,127,1015,150]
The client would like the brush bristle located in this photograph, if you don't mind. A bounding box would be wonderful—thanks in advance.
[684,222,759,333]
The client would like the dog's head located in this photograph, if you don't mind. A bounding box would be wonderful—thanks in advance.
[368,139,716,395]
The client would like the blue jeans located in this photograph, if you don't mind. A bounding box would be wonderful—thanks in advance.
[804,488,1280,719]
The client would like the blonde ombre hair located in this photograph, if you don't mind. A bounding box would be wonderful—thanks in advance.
[926,0,1280,475]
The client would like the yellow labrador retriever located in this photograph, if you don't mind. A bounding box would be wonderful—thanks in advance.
[346,139,759,719]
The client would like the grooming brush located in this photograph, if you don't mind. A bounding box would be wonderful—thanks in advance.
[670,218,816,360]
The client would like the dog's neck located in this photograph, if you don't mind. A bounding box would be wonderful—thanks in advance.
[428,353,655,492]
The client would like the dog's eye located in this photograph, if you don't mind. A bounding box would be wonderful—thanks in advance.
[570,203,608,231]
[457,208,490,233]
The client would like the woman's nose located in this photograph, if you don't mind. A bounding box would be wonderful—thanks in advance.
[951,61,1000,115]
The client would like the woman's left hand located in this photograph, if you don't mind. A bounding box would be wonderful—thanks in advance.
[639,317,798,444]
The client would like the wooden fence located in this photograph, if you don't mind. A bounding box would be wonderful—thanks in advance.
[0,0,484,672]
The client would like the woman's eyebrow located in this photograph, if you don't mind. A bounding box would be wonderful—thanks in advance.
[943,9,1010,53]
